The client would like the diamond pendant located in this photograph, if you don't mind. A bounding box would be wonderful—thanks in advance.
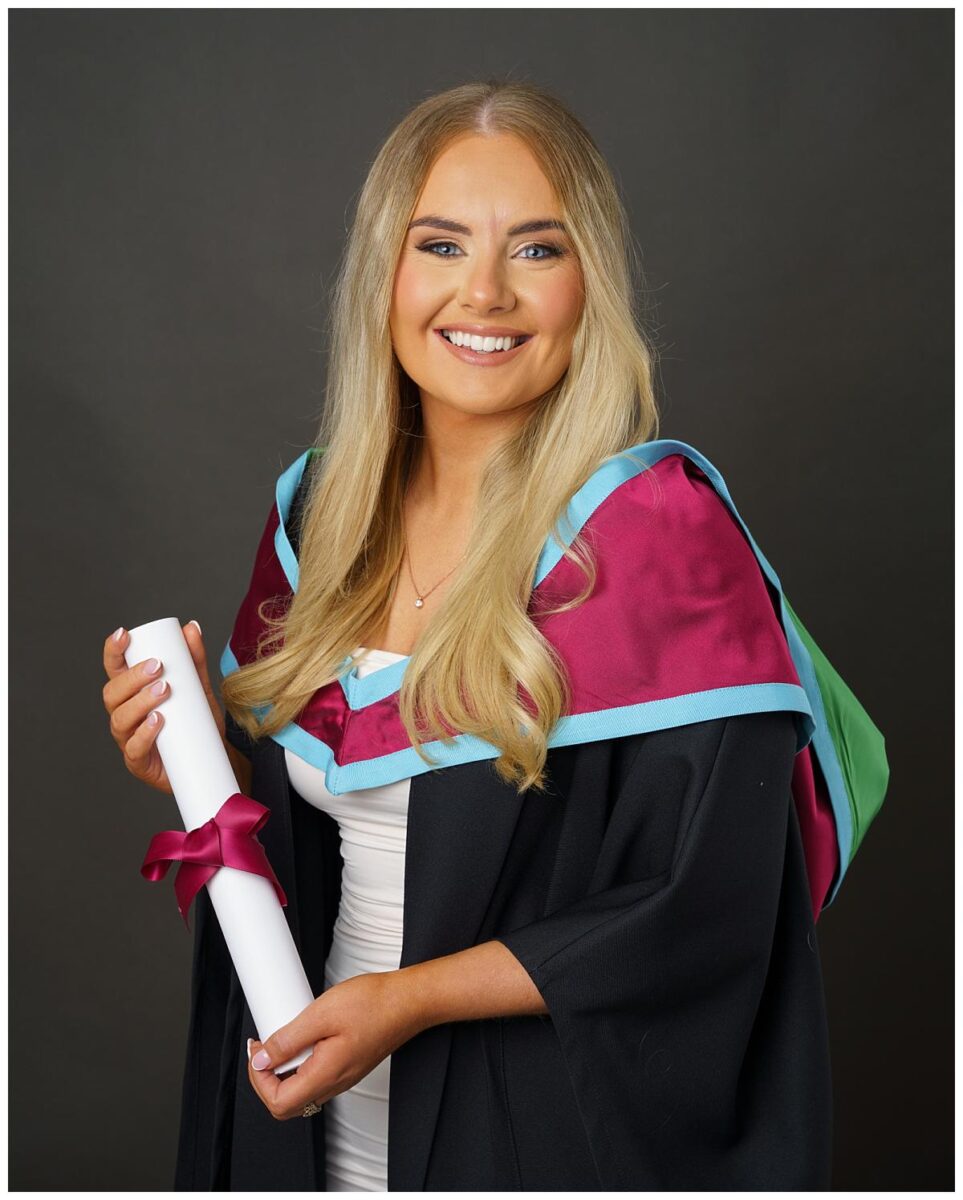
[414,597,424,608]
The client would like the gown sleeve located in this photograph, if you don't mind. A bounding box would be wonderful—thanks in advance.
[493,710,831,1190]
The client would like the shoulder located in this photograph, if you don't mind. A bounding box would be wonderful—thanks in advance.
[563,439,756,569]
[284,449,324,552]
[231,446,321,605]
[606,439,736,519]
[276,446,322,526]
[256,446,325,570]
[547,439,786,649]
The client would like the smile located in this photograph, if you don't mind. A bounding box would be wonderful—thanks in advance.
[433,328,533,366]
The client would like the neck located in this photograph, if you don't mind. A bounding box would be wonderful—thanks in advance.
[407,399,529,518]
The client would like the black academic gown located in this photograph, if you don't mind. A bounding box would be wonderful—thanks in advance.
[173,461,833,1191]
[173,704,833,1191]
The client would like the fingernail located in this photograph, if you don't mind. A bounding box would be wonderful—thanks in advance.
[147,712,160,727]
[246,1038,253,1062]
[189,619,202,636]
[112,627,126,642]
[145,658,161,675]
[252,1049,271,1070]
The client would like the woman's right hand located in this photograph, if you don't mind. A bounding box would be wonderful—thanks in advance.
[103,620,226,796]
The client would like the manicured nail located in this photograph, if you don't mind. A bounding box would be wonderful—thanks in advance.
[144,658,161,675]
[251,1049,271,1070]
[147,712,160,727]
[189,619,202,636]
[112,627,126,642]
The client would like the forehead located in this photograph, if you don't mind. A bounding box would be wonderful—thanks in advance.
[415,133,561,226]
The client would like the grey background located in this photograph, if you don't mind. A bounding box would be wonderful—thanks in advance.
[11,8,951,1190]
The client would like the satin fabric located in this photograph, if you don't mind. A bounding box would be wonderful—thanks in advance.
[222,450,840,917]
[140,792,287,929]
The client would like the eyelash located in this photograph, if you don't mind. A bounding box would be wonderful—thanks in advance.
[417,239,566,261]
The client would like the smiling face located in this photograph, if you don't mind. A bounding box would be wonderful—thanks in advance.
[390,132,584,426]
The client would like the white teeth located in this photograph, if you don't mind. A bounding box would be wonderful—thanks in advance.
[441,330,525,352]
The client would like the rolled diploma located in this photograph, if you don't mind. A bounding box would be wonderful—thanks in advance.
[126,616,314,1076]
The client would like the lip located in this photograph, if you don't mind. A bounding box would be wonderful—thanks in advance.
[433,328,534,367]
[434,324,532,337]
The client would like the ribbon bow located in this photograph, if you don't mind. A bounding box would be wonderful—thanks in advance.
[140,792,288,931]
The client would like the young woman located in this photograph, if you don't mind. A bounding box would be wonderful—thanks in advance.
[102,79,887,1191]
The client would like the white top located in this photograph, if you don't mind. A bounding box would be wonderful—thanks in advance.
[284,645,410,1193]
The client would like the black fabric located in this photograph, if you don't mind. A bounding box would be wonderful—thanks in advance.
[223,708,256,763]
[174,709,831,1191]
[493,711,832,1190]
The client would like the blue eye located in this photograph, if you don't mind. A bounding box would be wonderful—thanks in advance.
[518,243,564,260]
[420,241,461,257]
[417,240,565,260]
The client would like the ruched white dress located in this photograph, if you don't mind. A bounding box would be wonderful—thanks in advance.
[284,645,411,1192]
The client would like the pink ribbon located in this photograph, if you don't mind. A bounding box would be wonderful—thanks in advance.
[140,792,288,931]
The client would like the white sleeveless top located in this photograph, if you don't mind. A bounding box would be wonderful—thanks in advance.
[284,645,411,1192]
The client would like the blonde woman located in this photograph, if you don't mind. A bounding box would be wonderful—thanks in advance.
[103,79,887,1191]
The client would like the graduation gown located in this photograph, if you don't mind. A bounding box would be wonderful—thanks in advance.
[172,439,889,1191]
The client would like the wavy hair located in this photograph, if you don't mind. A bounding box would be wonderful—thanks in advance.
[222,77,662,793]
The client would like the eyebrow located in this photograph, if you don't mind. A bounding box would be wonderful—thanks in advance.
[407,215,568,237]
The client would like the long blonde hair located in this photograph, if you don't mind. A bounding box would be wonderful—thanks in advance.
[222,78,661,793]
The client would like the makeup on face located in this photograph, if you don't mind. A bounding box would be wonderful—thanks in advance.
[389,133,583,409]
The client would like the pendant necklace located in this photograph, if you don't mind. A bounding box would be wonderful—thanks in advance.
[401,510,467,609]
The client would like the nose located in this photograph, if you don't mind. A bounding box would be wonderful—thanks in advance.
[456,247,515,313]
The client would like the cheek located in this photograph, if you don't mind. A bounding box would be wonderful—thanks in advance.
[392,256,444,336]
[531,272,583,347]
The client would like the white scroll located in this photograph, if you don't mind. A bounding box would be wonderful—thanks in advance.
[126,616,314,1076]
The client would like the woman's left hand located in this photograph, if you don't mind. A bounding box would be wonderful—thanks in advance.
[247,970,424,1121]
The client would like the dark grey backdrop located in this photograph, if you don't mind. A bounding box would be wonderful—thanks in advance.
[11,8,952,1191]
